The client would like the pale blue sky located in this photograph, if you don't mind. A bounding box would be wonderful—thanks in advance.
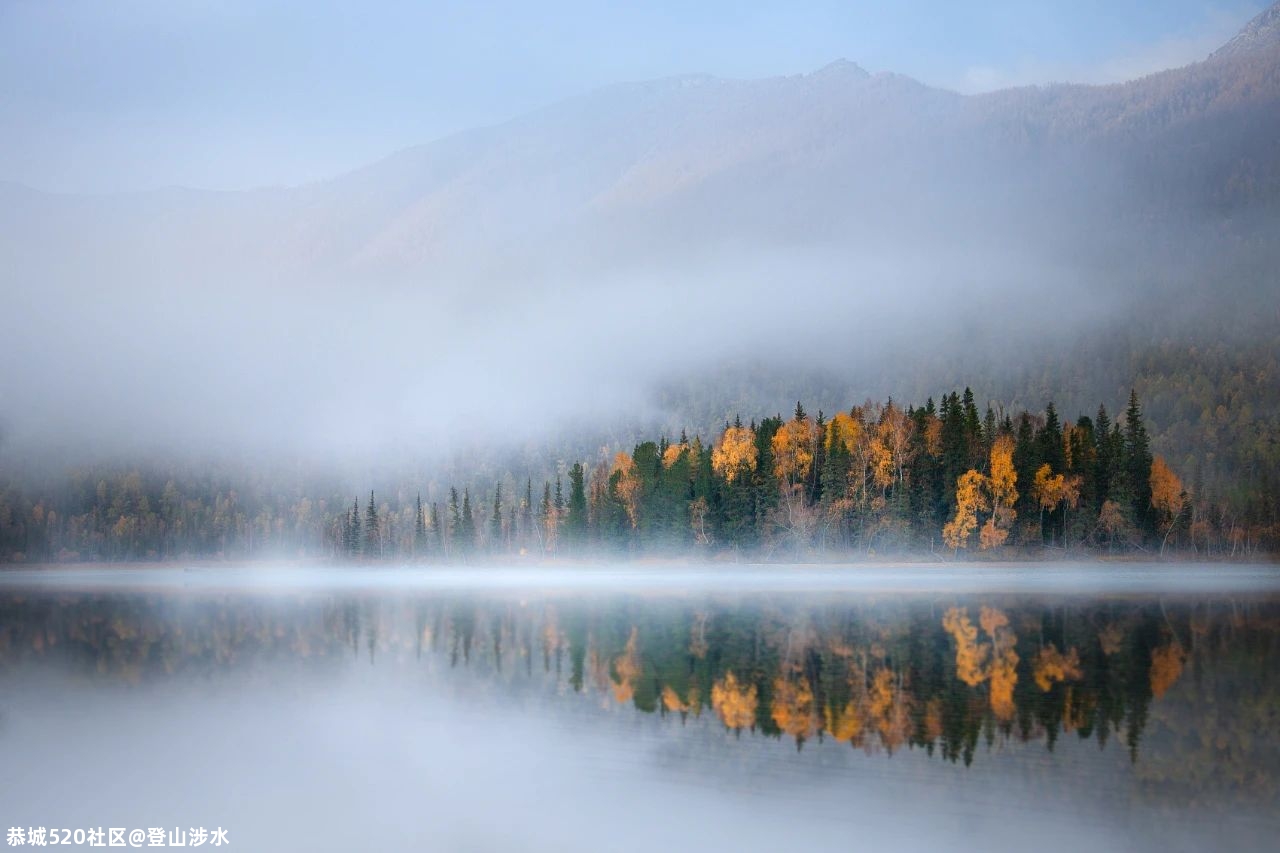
[0,0,1268,192]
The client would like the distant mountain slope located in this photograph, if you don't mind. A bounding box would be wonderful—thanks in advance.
[2,5,1278,278]
[0,4,1277,475]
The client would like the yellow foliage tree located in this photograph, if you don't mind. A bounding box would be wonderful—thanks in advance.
[827,411,863,455]
[981,434,1018,550]
[1032,644,1083,691]
[1150,456,1186,554]
[943,606,1019,720]
[1150,642,1186,698]
[610,452,641,529]
[771,673,817,742]
[942,607,989,685]
[772,416,817,490]
[711,425,757,483]
[711,671,758,730]
[661,442,688,468]
[943,470,989,551]
[610,627,641,705]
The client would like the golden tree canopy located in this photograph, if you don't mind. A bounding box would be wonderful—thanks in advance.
[772,417,817,486]
[711,425,758,483]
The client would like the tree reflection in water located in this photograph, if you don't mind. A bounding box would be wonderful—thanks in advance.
[1,590,1276,810]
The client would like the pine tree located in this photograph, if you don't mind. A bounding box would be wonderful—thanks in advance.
[448,488,461,551]
[811,410,826,504]
[461,489,475,551]
[961,387,982,468]
[566,463,588,545]
[490,483,503,552]
[1038,402,1066,474]
[1123,389,1154,537]
[364,490,380,558]
[1095,405,1115,514]
[414,492,427,556]
[523,478,534,548]
[347,498,360,557]
[1013,412,1040,525]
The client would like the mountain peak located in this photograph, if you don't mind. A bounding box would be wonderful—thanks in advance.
[811,58,870,79]
[1210,1,1280,60]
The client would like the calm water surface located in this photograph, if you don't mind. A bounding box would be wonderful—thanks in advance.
[1,565,1277,852]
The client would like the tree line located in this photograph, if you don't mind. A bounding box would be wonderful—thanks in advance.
[1,389,1274,562]
[338,389,1269,559]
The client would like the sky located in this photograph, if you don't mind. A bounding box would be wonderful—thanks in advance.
[0,0,1268,193]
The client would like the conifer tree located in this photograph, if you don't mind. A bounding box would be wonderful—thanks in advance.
[523,478,534,547]
[1123,389,1154,537]
[461,489,475,551]
[364,490,380,557]
[347,499,360,557]
[566,463,588,545]
[448,488,461,550]
[414,492,427,556]
[490,483,503,551]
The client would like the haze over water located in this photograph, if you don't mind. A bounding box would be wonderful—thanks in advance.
[1,565,1276,852]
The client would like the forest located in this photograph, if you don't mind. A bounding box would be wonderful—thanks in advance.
[1,387,1275,563]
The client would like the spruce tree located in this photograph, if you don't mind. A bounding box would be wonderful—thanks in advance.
[1013,412,1040,522]
[1123,389,1154,537]
[1095,405,1114,514]
[523,479,534,547]
[1038,402,1066,474]
[811,410,826,504]
[540,482,553,549]
[364,490,380,558]
[448,488,461,551]
[490,483,503,551]
[566,462,588,545]
[347,499,360,557]
[414,492,427,556]
[461,490,475,551]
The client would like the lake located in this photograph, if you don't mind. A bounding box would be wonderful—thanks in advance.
[1,564,1277,852]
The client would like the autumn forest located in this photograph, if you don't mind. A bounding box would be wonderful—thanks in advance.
[2,388,1274,563]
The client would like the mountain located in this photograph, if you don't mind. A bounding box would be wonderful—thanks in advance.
[0,5,1277,482]
[4,6,1279,281]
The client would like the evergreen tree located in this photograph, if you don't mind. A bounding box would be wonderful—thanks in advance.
[364,490,380,558]
[811,410,826,504]
[347,501,356,557]
[1123,389,1155,537]
[566,462,588,545]
[941,393,968,514]
[1038,402,1066,474]
[448,488,461,551]
[1013,412,1041,523]
[523,478,534,548]
[540,482,554,551]
[490,483,503,552]
[461,489,475,551]
[414,492,427,556]
[961,387,983,468]
[1095,405,1115,514]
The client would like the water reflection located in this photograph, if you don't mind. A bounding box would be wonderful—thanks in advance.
[2,589,1277,812]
